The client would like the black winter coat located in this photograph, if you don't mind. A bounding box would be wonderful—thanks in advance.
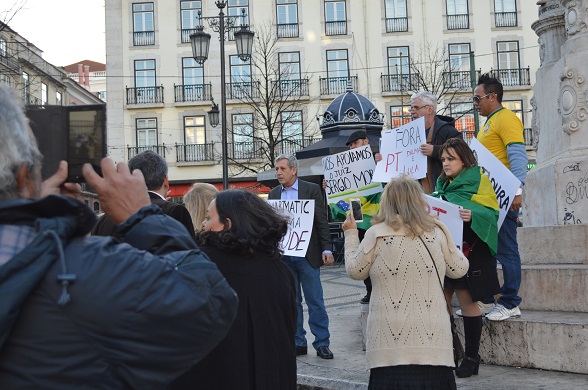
[0,195,237,389]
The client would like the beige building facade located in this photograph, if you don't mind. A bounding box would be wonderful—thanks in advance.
[105,0,539,195]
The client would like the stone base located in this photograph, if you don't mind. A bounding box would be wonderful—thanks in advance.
[519,224,588,265]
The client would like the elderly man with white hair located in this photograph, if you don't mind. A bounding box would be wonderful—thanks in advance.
[410,91,463,193]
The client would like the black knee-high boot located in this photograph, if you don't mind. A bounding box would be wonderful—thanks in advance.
[455,315,483,378]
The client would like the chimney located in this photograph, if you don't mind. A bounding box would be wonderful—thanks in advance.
[84,65,90,87]
[77,64,83,84]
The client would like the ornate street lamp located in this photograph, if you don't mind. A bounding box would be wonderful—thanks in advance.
[190,2,254,190]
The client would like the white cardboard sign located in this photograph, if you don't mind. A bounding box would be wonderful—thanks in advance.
[424,195,463,250]
[267,199,315,257]
[322,145,377,199]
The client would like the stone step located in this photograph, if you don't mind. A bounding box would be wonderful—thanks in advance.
[454,310,588,374]
[518,224,588,265]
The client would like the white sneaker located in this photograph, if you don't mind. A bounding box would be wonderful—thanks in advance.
[455,302,495,317]
[486,304,522,321]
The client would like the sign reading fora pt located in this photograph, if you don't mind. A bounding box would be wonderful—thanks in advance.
[267,199,315,257]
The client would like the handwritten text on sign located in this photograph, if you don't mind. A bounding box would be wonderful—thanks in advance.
[470,138,521,229]
[373,116,427,182]
[267,199,315,257]
[322,145,376,198]
[424,195,463,250]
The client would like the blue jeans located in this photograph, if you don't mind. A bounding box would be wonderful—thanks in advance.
[482,210,522,308]
[282,255,330,350]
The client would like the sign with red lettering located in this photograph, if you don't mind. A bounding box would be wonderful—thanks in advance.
[424,195,463,249]
[267,199,315,257]
[373,117,427,182]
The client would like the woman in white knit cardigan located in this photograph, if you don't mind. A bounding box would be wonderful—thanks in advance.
[343,176,468,390]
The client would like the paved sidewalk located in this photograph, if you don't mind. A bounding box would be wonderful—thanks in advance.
[296,266,588,389]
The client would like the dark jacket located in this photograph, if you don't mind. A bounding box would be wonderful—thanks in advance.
[268,179,332,268]
[427,115,463,188]
[92,191,196,240]
[171,245,297,390]
[0,195,237,389]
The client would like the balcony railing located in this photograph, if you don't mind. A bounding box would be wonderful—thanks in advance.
[489,68,531,86]
[385,17,408,33]
[228,141,264,160]
[278,137,321,156]
[381,74,418,92]
[174,83,212,102]
[319,76,357,95]
[277,23,299,38]
[127,145,166,160]
[24,95,42,106]
[442,70,480,89]
[325,20,347,36]
[133,31,155,46]
[126,86,164,104]
[272,78,309,97]
[447,14,469,30]
[495,12,517,27]
[524,128,534,147]
[0,53,20,70]
[226,81,260,99]
[181,28,198,43]
[175,143,215,162]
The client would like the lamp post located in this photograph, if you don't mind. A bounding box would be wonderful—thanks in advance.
[190,2,254,190]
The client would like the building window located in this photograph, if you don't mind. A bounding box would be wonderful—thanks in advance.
[0,38,6,57]
[181,1,202,43]
[280,111,303,154]
[276,0,299,38]
[184,115,206,144]
[496,41,523,85]
[98,91,107,100]
[321,49,350,95]
[444,43,471,89]
[133,3,155,46]
[182,58,204,86]
[446,0,469,30]
[449,102,475,131]
[389,106,411,129]
[227,0,249,41]
[231,113,254,158]
[325,0,347,36]
[279,51,301,80]
[228,55,252,99]
[495,0,517,27]
[136,118,157,146]
[41,83,48,105]
[385,0,408,32]
[56,91,62,105]
[22,71,30,103]
[385,46,411,91]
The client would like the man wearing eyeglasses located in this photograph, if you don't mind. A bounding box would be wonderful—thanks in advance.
[473,73,527,322]
[410,91,463,193]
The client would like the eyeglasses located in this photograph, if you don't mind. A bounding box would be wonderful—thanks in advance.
[410,104,430,111]
[472,93,492,104]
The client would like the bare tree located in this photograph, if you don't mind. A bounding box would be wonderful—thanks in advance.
[0,0,27,32]
[224,21,320,176]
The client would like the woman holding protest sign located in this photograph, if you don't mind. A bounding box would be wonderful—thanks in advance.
[430,138,501,378]
[343,175,468,390]
[170,190,297,390]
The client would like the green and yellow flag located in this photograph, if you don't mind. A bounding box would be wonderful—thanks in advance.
[328,182,383,230]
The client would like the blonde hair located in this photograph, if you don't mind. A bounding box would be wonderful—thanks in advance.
[372,175,436,237]
[183,182,218,231]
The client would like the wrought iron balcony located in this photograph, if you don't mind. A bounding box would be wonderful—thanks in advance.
[325,20,347,36]
[133,31,155,46]
[381,74,417,92]
[271,78,309,97]
[227,141,263,160]
[488,68,531,86]
[524,128,534,147]
[442,70,480,89]
[495,12,517,27]
[174,83,212,102]
[447,14,469,30]
[226,81,260,99]
[385,17,408,33]
[126,86,164,104]
[319,76,357,95]
[277,23,299,38]
[127,145,166,160]
[175,143,215,162]
[181,28,198,43]
[277,137,321,156]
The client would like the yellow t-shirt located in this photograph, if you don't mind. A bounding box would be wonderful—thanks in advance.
[476,107,524,168]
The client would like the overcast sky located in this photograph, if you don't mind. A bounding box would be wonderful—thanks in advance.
[7,0,106,66]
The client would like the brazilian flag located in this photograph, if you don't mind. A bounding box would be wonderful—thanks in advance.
[430,167,499,255]
[328,183,383,230]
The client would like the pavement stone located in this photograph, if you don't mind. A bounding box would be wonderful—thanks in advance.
[295,266,588,390]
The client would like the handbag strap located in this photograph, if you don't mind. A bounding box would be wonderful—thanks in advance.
[418,235,444,294]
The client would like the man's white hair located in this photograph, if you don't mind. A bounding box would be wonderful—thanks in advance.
[410,91,438,111]
[0,85,43,201]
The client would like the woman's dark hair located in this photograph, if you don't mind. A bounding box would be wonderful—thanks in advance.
[199,189,288,261]
[438,138,478,182]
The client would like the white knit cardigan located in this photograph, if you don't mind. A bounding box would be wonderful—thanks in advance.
[345,220,469,370]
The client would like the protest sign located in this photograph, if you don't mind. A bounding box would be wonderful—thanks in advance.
[322,145,382,230]
[470,138,521,228]
[267,199,315,257]
[424,195,463,250]
[372,116,427,182]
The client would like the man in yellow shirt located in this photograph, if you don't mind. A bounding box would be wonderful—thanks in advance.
[473,74,527,322]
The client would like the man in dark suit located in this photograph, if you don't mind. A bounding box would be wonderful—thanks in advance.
[268,154,335,360]
[92,151,195,240]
